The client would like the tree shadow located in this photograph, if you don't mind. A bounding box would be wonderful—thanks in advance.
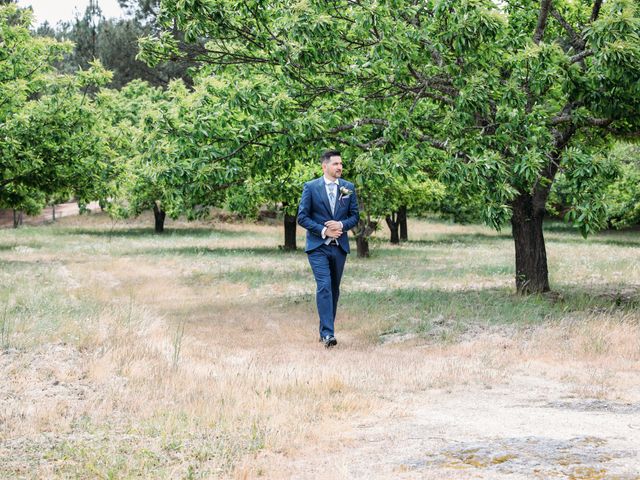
[551,236,640,248]
[128,246,305,257]
[338,284,639,326]
[402,232,512,246]
[399,230,639,249]
[64,227,252,238]
[183,265,310,289]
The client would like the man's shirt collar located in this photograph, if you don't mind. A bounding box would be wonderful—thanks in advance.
[323,176,339,186]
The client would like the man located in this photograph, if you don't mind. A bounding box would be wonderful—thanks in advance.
[297,150,360,348]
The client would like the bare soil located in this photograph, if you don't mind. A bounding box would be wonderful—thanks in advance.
[265,369,640,479]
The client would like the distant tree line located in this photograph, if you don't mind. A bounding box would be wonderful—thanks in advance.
[33,0,191,89]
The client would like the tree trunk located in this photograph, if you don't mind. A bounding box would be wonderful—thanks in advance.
[356,235,370,258]
[511,194,550,294]
[385,213,400,244]
[283,213,297,251]
[153,202,166,234]
[355,219,376,258]
[13,210,22,228]
[51,204,56,222]
[398,205,408,242]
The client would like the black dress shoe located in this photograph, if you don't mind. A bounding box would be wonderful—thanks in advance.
[322,335,337,348]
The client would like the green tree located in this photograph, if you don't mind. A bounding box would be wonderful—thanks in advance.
[141,0,640,292]
[603,142,640,228]
[1,5,113,215]
[118,0,160,24]
[385,173,445,244]
[44,0,191,89]
[104,77,253,232]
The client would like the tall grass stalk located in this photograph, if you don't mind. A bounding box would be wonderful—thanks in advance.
[0,299,10,349]
[172,319,186,370]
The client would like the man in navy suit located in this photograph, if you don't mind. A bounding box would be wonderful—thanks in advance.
[297,150,360,348]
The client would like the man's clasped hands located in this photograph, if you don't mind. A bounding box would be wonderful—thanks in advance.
[324,220,343,239]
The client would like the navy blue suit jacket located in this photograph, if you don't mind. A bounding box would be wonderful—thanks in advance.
[297,177,360,253]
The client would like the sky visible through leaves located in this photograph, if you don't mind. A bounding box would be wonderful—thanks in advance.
[16,0,123,25]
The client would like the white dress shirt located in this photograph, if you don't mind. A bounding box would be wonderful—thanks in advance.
[321,177,343,241]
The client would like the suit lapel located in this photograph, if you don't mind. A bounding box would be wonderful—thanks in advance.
[318,177,333,217]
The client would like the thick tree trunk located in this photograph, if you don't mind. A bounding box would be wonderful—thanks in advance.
[153,202,166,234]
[356,235,370,258]
[355,219,376,258]
[511,194,550,294]
[398,205,408,242]
[385,213,400,244]
[13,210,22,228]
[283,213,297,251]
[507,126,574,294]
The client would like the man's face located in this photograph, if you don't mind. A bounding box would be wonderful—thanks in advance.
[322,155,343,180]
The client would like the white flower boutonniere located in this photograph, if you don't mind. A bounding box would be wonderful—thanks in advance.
[339,186,352,201]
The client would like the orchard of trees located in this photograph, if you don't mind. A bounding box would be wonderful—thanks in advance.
[1,0,638,294]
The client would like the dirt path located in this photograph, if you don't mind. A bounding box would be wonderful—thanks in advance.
[0,201,101,228]
[268,368,640,479]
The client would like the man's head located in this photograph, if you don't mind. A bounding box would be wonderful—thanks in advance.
[321,149,342,181]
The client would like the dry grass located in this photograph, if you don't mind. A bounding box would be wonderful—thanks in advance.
[1,212,639,478]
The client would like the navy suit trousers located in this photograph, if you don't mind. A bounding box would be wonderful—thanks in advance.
[307,243,347,338]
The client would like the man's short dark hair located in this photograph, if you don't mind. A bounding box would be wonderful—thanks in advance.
[321,149,341,164]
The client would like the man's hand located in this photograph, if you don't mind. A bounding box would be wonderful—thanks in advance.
[324,220,343,239]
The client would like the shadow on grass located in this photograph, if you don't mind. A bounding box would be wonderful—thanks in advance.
[145,280,639,345]
[542,222,640,247]
[548,234,640,248]
[401,232,512,246]
[60,227,259,239]
[184,265,309,288]
[130,246,306,258]
[393,229,639,249]
[335,285,639,340]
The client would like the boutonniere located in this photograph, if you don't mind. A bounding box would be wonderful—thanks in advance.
[339,186,352,201]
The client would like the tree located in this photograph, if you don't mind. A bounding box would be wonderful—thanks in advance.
[1,5,113,215]
[141,0,640,292]
[225,160,317,251]
[1,63,114,213]
[42,0,191,89]
[603,143,640,228]
[104,77,255,232]
[117,0,160,24]
[548,142,640,231]
[386,174,445,244]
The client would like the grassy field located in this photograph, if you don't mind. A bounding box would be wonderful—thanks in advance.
[1,212,639,479]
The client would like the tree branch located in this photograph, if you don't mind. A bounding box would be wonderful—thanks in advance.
[328,118,390,134]
[570,50,593,63]
[332,136,388,151]
[533,0,554,44]
[407,65,456,95]
[215,130,287,162]
[590,0,603,22]
[552,115,612,126]
[417,135,448,151]
[532,125,577,207]
[550,7,586,51]
[606,128,640,139]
